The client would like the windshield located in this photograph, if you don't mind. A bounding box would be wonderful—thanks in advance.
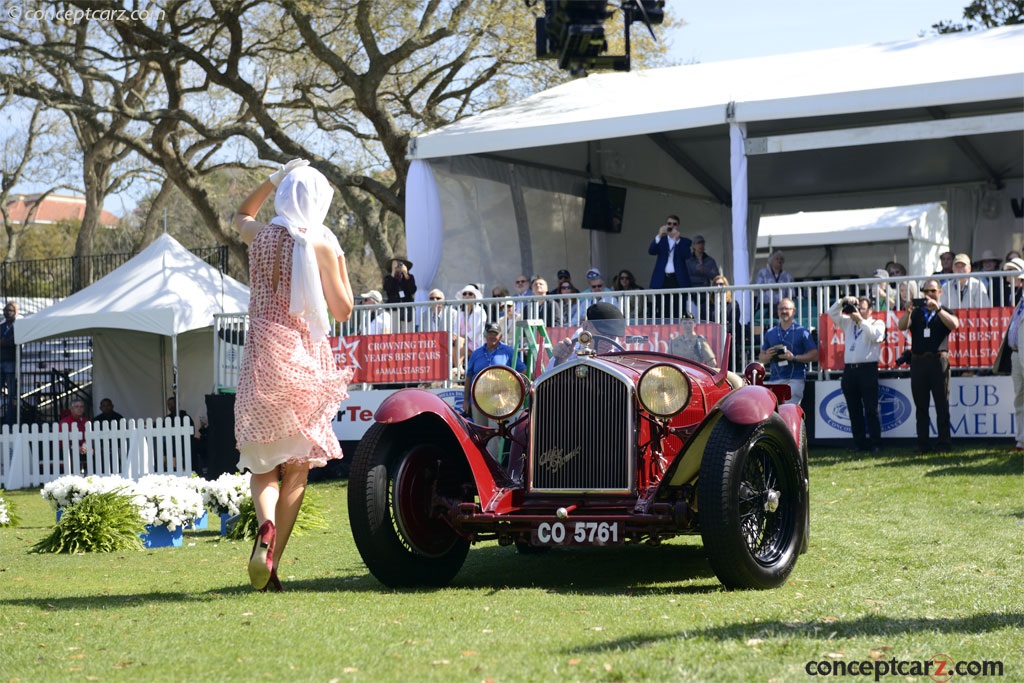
[663,320,727,370]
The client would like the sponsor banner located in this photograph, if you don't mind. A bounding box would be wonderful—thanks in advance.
[330,332,450,384]
[333,388,464,441]
[818,307,1012,371]
[815,376,1016,439]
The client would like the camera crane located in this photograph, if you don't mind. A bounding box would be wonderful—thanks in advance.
[528,0,665,75]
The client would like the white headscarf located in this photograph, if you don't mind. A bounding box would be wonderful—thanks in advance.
[270,166,334,340]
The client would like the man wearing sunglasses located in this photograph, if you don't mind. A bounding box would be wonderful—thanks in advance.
[897,279,960,454]
[647,215,692,320]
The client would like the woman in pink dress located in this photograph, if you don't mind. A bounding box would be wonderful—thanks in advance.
[232,159,355,591]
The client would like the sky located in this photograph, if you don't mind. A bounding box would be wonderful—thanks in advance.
[665,0,972,64]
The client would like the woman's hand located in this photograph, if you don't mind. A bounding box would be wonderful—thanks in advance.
[269,159,309,186]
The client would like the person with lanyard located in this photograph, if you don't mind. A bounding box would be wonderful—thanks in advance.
[992,267,1024,452]
[828,295,886,453]
[758,297,818,406]
[463,322,526,425]
[898,278,960,454]
[0,301,16,424]
[647,214,692,320]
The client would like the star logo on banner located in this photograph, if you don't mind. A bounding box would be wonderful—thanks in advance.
[332,336,362,371]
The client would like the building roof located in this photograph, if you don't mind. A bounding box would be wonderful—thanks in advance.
[4,193,120,227]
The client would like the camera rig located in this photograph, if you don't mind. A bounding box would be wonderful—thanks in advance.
[529,0,665,75]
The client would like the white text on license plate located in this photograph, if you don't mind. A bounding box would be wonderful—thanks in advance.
[532,521,623,546]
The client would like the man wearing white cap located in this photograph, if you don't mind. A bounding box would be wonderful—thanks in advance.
[357,290,392,335]
[998,257,1024,307]
[942,253,990,309]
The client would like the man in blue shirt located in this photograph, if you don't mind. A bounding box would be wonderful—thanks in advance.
[758,298,819,405]
[463,322,526,423]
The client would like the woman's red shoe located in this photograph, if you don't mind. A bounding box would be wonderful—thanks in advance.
[247,520,276,590]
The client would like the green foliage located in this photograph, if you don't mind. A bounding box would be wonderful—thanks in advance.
[933,0,1024,33]
[226,486,328,540]
[30,491,145,554]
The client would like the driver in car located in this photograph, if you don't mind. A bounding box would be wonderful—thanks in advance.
[549,302,627,368]
[669,313,718,366]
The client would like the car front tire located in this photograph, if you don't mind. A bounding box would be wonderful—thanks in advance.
[697,416,807,589]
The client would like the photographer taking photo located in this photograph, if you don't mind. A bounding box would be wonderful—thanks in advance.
[897,278,960,454]
[828,295,885,453]
[383,256,417,332]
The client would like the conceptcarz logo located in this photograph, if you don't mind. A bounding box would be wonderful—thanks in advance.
[819,385,913,433]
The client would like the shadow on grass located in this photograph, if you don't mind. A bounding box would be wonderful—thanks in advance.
[810,445,1021,477]
[563,611,1024,654]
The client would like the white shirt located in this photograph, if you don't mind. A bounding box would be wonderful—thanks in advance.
[657,235,678,275]
[359,309,392,335]
[827,301,885,364]
[941,277,991,309]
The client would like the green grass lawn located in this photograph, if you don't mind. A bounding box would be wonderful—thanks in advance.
[1,443,1020,682]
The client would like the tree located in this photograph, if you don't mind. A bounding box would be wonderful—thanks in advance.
[932,0,1024,33]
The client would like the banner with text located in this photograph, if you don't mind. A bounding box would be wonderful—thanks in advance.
[330,332,450,384]
[817,307,1011,371]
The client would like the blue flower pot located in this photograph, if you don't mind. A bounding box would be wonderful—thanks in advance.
[220,513,232,535]
[185,510,209,530]
[141,524,184,548]
[56,508,63,522]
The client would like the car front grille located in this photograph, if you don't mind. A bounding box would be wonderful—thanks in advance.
[529,363,634,493]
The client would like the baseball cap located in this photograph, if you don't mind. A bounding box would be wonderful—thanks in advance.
[692,234,705,243]
[953,253,971,266]
[585,268,601,280]
[557,269,571,279]
[360,290,383,304]
[872,268,889,279]
[484,322,500,334]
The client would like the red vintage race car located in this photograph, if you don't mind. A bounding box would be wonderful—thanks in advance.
[347,322,809,590]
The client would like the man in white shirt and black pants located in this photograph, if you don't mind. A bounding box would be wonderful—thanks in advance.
[829,295,886,453]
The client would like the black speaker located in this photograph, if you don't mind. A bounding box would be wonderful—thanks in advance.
[581,180,627,233]
[204,393,239,479]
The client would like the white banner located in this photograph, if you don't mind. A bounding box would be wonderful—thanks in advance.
[815,376,1015,439]
[333,388,465,441]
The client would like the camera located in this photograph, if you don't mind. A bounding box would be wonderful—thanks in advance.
[896,349,913,366]
[841,302,857,315]
[912,297,927,308]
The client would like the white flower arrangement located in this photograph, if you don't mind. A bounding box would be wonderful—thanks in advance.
[201,472,252,516]
[0,495,11,526]
[134,475,205,531]
[41,474,205,532]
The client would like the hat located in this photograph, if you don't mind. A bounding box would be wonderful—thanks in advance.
[1003,257,1024,271]
[953,253,971,266]
[484,322,500,334]
[458,284,482,299]
[585,302,626,338]
[502,298,516,307]
[557,269,571,279]
[389,256,413,269]
[978,249,998,263]
[692,234,705,243]
[872,268,889,279]
[585,268,601,280]
[679,312,695,322]
[360,290,383,304]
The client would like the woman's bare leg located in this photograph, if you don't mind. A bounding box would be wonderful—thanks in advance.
[272,461,309,569]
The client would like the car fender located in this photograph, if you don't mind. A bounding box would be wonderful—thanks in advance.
[662,385,779,488]
[776,402,804,448]
[373,388,509,509]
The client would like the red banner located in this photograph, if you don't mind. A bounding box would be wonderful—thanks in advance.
[817,307,1011,371]
[329,332,450,383]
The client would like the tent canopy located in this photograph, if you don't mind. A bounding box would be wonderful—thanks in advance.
[16,233,250,344]
[756,204,945,249]
[404,26,1024,299]
[16,234,249,420]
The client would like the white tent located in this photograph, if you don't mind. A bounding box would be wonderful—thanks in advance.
[15,234,250,420]
[404,26,1024,298]
[757,204,949,278]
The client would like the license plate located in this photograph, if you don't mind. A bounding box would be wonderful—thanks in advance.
[530,521,623,546]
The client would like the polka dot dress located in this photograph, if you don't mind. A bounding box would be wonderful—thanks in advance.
[234,224,353,473]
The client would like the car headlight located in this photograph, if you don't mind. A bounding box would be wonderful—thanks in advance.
[471,366,527,421]
[638,363,691,418]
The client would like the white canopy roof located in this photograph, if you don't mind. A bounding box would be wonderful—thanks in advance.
[409,25,1024,161]
[16,233,250,344]
[757,204,945,248]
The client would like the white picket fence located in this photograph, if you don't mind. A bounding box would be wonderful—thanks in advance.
[0,417,196,490]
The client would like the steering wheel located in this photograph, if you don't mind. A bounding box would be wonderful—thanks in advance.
[590,334,626,353]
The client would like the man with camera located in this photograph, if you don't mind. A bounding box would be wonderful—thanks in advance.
[828,295,886,452]
[897,278,960,454]
[758,298,818,405]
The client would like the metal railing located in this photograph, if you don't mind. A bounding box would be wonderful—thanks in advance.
[213,270,1017,391]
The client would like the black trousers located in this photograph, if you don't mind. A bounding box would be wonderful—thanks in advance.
[841,363,880,448]
[910,354,952,448]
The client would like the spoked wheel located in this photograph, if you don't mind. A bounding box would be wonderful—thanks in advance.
[348,423,471,588]
[698,416,807,589]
